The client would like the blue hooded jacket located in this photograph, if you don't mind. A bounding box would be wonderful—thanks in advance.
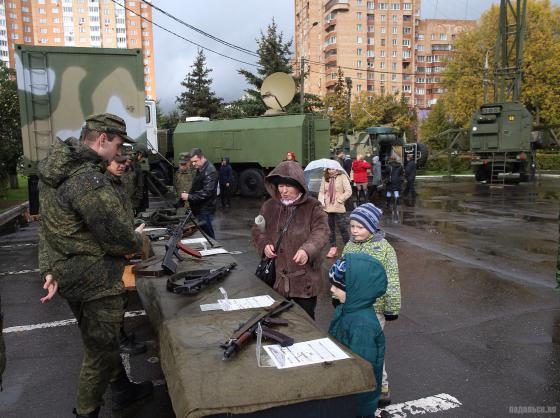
[328,252,388,416]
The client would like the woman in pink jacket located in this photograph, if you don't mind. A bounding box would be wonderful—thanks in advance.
[352,154,371,206]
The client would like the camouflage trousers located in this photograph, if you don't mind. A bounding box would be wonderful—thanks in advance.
[68,295,127,414]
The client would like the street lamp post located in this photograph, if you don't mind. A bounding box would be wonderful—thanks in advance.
[300,20,318,114]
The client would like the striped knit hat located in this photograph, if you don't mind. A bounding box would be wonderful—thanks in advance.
[350,203,383,233]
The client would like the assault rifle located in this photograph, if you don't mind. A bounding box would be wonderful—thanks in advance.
[161,210,214,275]
[221,300,295,360]
[166,262,237,295]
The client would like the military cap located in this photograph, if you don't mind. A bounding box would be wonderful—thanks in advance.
[178,152,191,164]
[113,154,130,163]
[85,113,136,144]
[133,143,150,157]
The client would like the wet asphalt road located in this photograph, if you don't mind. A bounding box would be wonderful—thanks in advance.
[0,177,559,418]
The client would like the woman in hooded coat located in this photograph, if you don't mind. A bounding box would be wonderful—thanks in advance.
[251,161,329,319]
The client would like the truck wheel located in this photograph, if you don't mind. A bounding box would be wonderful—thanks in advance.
[239,168,264,197]
[416,143,429,168]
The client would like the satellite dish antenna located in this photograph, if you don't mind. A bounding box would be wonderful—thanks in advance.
[260,72,296,116]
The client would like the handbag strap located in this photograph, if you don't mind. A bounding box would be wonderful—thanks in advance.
[274,206,298,252]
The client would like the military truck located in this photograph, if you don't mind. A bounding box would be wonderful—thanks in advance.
[335,126,429,172]
[172,114,330,197]
[15,45,157,214]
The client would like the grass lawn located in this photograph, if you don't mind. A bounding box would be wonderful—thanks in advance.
[0,174,28,212]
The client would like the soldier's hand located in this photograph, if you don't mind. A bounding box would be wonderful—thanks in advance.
[135,223,145,234]
[40,274,58,304]
[181,192,188,201]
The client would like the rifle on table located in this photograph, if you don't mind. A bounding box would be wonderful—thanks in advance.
[161,210,215,275]
[221,300,295,360]
[166,262,237,295]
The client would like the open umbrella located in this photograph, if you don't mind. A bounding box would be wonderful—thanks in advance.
[304,158,348,195]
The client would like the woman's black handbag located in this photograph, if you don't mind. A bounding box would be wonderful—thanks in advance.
[255,257,276,287]
[255,206,298,287]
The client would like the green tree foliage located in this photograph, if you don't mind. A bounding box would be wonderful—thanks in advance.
[234,19,294,117]
[159,109,182,132]
[443,0,560,127]
[419,99,454,150]
[0,63,22,190]
[350,91,417,138]
[176,49,222,119]
[324,68,350,135]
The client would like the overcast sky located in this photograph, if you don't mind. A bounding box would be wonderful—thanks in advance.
[152,0,557,112]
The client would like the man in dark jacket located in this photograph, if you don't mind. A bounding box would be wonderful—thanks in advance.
[385,156,404,207]
[403,154,417,198]
[182,148,218,238]
[219,156,233,209]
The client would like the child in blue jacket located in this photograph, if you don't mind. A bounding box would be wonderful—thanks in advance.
[329,252,388,418]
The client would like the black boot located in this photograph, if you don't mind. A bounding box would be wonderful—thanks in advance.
[386,197,391,207]
[111,375,154,411]
[119,332,147,355]
[73,407,100,418]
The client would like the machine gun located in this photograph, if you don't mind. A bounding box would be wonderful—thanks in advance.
[161,210,214,275]
[221,300,295,360]
[166,262,237,295]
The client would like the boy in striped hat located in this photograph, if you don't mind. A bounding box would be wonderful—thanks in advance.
[342,203,401,407]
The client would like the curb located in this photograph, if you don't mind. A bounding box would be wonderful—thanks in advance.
[0,201,30,227]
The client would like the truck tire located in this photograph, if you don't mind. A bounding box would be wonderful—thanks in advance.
[416,143,429,169]
[239,168,264,198]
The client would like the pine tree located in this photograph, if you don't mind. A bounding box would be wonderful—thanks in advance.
[235,19,294,117]
[176,49,222,119]
[0,63,22,191]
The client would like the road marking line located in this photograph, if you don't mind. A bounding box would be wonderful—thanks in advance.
[0,243,37,249]
[3,310,146,333]
[0,268,40,277]
[377,393,462,417]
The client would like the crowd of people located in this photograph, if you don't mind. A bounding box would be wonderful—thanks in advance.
[32,111,408,418]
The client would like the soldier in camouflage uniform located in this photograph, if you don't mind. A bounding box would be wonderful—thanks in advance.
[175,152,195,212]
[122,143,150,216]
[38,114,153,418]
[104,155,147,355]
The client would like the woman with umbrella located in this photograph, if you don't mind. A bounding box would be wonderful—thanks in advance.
[317,162,352,258]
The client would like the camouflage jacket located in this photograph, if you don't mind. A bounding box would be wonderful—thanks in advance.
[175,169,194,198]
[38,138,143,302]
[105,172,134,224]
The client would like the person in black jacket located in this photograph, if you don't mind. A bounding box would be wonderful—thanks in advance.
[385,156,404,207]
[219,156,233,209]
[403,154,417,198]
[182,148,218,238]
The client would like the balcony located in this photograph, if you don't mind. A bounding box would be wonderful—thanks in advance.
[325,54,337,65]
[325,79,338,89]
[325,0,350,13]
[324,19,336,30]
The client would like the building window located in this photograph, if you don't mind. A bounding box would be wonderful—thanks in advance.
[392,27,398,34]
[39,8,46,14]
[357,72,362,79]
[403,39,411,47]
[356,12,362,19]
[23,16,31,22]
[79,27,85,33]
[380,15,386,21]
[392,62,397,70]
[357,84,362,92]
[403,27,412,34]
[53,27,60,33]
[366,50,374,57]
[403,3,412,10]
[367,37,373,45]
[380,61,385,69]
[440,33,447,40]
[367,2,374,10]
[391,51,397,58]
[380,73,385,80]
[39,18,47,24]
[378,3,387,10]
[392,15,397,22]
[403,85,411,92]
[40,28,48,34]
[403,50,411,58]
[54,37,61,43]
[357,0,363,6]
[356,48,362,55]
[356,36,363,44]
[380,50,385,57]
[130,39,136,45]
[63,6,72,12]
[356,60,362,67]
[90,16,99,22]
[52,7,59,13]
[129,20,136,26]
[380,38,386,46]
[391,3,400,10]
[10,23,18,29]
[367,25,374,32]
[11,33,19,40]
[357,24,362,31]
[392,38,397,46]
[24,36,32,42]
[53,17,60,23]
[24,26,31,33]
[40,38,48,44]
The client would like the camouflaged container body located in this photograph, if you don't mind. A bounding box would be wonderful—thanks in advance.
[15,45,147,176]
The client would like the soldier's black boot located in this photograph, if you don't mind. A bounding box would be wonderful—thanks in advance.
[119,331,147,355]
[111,375,153,411]
[386,196,391,207]
[73,407,100,418]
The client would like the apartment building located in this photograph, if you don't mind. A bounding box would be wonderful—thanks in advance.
[0,0,155,98]
[295,0,474,110]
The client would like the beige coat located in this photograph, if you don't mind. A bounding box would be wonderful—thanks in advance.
[318,174,352,214]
